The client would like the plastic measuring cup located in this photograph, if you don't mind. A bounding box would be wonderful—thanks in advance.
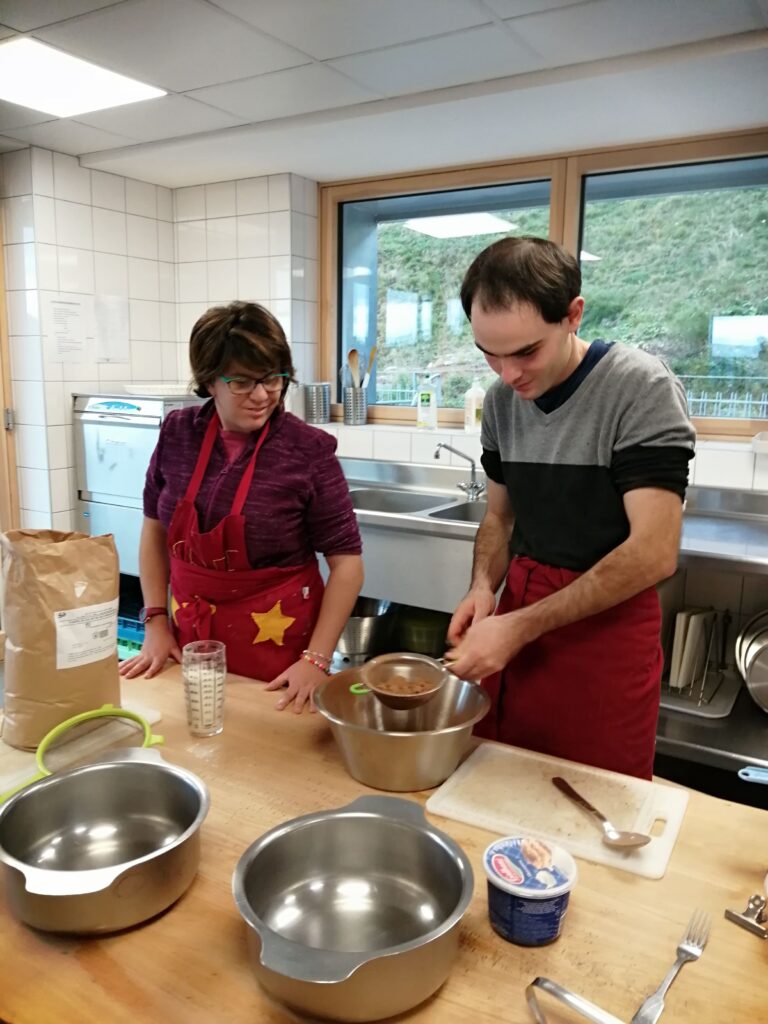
[182,640,226,737]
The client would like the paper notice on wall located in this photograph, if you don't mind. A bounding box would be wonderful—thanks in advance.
[54,597,119,670]
[40,293,95,363]
[95,294,130,363]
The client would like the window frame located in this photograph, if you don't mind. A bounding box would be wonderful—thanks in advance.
[319,128,768,437]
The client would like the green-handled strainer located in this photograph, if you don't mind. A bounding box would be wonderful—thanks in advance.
[0,703,164,804]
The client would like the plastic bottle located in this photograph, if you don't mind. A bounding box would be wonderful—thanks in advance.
[463,378,486,434]
[415,379,438,430]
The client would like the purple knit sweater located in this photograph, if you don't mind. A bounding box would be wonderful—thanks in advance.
[143,401,361,569]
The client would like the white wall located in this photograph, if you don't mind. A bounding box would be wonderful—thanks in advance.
[1,147,318,530]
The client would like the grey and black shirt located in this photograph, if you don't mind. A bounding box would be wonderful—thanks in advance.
[480,341,695,572]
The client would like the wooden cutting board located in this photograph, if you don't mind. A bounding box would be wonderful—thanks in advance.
[426,742,689,879]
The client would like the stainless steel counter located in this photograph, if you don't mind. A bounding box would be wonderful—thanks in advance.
[657,687,768,772]
[342,458,768,576]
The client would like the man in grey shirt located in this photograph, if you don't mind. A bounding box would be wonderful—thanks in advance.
[447,236,695,779]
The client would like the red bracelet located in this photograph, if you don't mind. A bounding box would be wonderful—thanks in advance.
[140,606,169,624]
[301,652,331,675]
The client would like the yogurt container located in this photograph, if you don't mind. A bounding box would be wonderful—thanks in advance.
[483,836,577,946]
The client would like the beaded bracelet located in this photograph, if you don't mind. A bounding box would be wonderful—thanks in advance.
[301,651,331,675]
[303,648,331,666]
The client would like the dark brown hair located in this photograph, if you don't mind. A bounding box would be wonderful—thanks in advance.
[189,301,296,398]
[460,236,581,324]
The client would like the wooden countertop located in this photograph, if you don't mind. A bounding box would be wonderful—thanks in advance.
[1,666,766,1024]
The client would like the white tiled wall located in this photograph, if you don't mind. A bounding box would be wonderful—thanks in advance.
[172,172,318,385]
[1,148,318,530]
[2,149,176,529]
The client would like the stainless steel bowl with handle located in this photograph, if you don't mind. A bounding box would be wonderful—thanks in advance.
[0,749,209,933]
[315,667,490,791]
[232,795,474,1022]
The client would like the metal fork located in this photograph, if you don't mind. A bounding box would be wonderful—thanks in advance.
[630,909,711,1024]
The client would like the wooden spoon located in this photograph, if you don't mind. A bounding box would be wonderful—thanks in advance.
[347,348,360,388]
[361,345,377,389]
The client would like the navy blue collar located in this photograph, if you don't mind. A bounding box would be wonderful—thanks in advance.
[534,340,613,413]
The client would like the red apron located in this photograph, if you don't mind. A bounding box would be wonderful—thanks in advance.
[474,556,662,779]
[168,413,323,680]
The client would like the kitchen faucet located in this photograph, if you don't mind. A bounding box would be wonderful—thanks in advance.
[434,443,486,502]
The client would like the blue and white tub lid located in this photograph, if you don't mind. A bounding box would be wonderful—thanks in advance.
[483,836,577,899]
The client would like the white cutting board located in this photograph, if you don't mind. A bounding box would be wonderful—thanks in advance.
[0,696,162,795]
[426,742,689,879]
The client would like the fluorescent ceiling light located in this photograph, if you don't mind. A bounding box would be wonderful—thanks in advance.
[581,250,601,261]
[404,213,518,238]
[0,38,165,117]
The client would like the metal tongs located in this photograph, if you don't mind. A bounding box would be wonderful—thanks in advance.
[526,977,625,1024]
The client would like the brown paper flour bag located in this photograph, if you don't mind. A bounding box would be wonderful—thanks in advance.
[0,529,120,750]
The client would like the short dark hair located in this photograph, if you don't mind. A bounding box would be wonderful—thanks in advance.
[189,301,296,398]
[460,236,581,324]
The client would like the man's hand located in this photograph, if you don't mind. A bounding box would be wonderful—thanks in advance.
[447,586,497,647]
[447,608,536,680]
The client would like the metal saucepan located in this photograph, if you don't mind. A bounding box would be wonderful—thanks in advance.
[232,795,474,1022]
[315,667,490,791]
[0,748,209,933]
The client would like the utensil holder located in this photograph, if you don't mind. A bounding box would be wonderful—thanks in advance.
[343,386,367,426]
[304,382,331,424]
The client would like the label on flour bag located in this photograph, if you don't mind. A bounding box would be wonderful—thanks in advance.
[54,598,119,669]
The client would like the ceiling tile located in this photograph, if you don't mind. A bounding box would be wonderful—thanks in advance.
[33,0,309,93]
[211,0,491,59]
[0,25,17,40]
[0,135,26,153]
[481,0,594,16]
[9,119,134,156]
[508,0,765,65]
[76,94,245,142]
[0,2,120,31]
[188,64,379,122]
[0,99,55,132]
[330,25,544,96]
[79,46,768,187]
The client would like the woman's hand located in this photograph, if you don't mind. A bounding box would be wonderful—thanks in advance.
[119,619,182,679]
[264,658,327,713]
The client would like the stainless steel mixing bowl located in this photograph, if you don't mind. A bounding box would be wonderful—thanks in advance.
[0,751,209,933]
[232,795,474,1022]
[315,667,491,791]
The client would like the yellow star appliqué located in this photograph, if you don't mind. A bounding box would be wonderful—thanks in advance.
[250,601,295,647]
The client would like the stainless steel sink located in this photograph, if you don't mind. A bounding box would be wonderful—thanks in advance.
[349,488,451,514]
[428,502,487,524]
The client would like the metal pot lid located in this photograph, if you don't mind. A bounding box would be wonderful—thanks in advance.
[741,624,768,682]
[736,611,768,679]
[745,644,768,713]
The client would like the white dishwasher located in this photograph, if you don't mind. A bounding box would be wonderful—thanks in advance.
[73,391,202,576]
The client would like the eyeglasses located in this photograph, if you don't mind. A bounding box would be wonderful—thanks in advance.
[219,373,289,395]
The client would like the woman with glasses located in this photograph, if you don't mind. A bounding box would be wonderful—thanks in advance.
[120,301,363,713]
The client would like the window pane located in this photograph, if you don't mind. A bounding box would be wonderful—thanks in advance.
[580,156,768,419]
[339,181,551,408]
